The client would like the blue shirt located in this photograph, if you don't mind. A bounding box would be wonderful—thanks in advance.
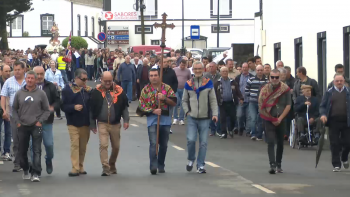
[0,76,26,115]
[147,114,172,127]
[117,62,136,82]
[45,68,65,88]
[222,78,233,101]
[239,74,249,102]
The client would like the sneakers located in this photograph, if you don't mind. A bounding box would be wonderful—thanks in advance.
[170,130,173,134]
[22,171,31,180]
[172,119,178,125]
[251,136,256,140]
[186,161,194,172]
[101,170,111,176]
[343,161,349,169]
[333,167,341,172]
[13,166,22,172]
[215,132,221,137]
[197,166,206,174]
[150,169,157,175]
[158,169,165,173]
[179,120,185,125]
[256,138,263,141]
[31,174,40,182]
[276,163,283,173]
[2,153,12,161]
[220,134,227,139]
[46,160,53,174]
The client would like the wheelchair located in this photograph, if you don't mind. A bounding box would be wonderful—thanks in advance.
[289,117,321,150]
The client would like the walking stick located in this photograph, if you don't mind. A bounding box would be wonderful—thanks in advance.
[153,13,175,155]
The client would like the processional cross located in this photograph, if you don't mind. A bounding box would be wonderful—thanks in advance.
[153,13,175,155]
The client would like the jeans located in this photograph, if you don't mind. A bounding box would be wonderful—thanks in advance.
[121,81,133,102]
[210,110,221,135]
[187,116,210,168]
[264,119,286,165]
[249,102,263,138]
[87,65,94,80]
[30,124,54,165]
[18,125,42,175]
[60,70,68,85]
[10,118,20,167]
[0,119,11,154]
[237,102,250,132]
[148,125,170,170]
[173,89,185,120]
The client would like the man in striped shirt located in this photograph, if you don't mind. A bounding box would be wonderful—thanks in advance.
[245,65,268,140]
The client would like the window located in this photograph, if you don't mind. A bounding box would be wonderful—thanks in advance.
[141,0,158,18]
[77,15,81,36]
[210,0,232,18]
[12,17,22,30]
[151,40,160,45]
[317,32,327,95]
[41,14,54,37]
[91,17,95,37]
[135,25,153,34]
[274,42,281,68]
[344,26,350,79]
[294,37,303,75]
[211,24,230,33]
[84,16,88,36]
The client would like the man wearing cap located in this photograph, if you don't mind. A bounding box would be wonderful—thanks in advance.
[294,85,322,143]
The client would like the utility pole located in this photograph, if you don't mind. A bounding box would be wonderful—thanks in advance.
[217,0,220,47]
[181,0,184,54]
[71,1,73,35]
[140,0,146,45]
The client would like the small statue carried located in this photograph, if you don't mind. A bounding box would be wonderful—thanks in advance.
[50,22,60,45]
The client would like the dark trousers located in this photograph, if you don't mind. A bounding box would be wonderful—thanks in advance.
[55,91,61,117]
[329,119,350,168]
[264,119,286,165]
[148,125,170,170]
[220,101,236,135]
[18,125,42,175]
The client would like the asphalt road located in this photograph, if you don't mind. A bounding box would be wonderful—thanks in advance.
[0,81,350,197]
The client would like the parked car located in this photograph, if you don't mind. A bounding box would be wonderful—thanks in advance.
[202,47,231,59]
[187,48,203,59]
[130,45,172,54]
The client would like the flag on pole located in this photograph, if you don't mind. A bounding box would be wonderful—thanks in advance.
[64,32,72,63]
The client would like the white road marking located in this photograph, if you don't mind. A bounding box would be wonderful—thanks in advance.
[172,145,185,150]
[17,184,31,196]
[130,124,139,127]
[206,161,220,168]
[0,161,3,164]
[324,134,328,140]
[252,184,275,194]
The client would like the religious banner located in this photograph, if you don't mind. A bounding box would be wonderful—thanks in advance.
[107,26,129,44]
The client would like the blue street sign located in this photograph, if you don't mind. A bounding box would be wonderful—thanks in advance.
[107,35,129,40]
[97,32,106,42]
[190,25,200,40]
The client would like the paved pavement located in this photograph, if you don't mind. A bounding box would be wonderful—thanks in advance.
[0,81,350,197]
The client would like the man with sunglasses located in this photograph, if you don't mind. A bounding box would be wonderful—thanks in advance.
[259,69,291,174]
[90,71,129,176]
[61,68,93,177]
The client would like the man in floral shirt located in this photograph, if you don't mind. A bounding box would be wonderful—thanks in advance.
[137,68,177,175]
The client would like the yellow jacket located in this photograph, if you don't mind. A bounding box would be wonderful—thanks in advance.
[57,56,66,70]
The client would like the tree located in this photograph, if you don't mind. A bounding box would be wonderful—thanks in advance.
[62,36,88,50]
[0,0,32,50]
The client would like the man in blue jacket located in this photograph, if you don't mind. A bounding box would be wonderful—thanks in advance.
[117,56,135,103]
[61,68,93,177]
[320,74,350,172]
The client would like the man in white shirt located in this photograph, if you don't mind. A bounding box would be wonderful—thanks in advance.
[51,49,59,62]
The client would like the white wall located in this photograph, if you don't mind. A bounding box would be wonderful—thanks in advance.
[106,20,255,51]
[256,0,350,85]
[111,0,259,19]
[8,37,99,51]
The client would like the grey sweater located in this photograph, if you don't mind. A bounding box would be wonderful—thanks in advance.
[12,86,50,126]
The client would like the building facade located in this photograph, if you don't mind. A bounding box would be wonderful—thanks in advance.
[254,0,350,94]
[102,0,259,51]
[7,0,103,50]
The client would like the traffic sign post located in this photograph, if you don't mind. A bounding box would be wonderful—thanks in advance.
[107,26,129,44]
[97,32,106,42]
[190,25,200,40]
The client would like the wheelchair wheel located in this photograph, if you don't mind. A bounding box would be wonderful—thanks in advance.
[290,119,297,149]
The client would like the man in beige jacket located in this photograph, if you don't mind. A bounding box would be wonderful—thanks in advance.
[113,52,125,71]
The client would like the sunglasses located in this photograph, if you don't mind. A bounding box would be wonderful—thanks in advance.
[79,77,88,82]
[270,76,279,79]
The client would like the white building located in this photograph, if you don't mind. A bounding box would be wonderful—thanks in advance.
[103,0,259,51]
[254,0,350,94]
[7,0,103,50]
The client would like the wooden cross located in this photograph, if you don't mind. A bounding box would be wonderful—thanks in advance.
[153,13,175,48]
[152,13,175,156]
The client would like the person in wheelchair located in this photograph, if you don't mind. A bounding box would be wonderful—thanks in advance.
[294,85,321,144]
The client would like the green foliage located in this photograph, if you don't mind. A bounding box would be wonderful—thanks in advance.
[62,36,88,50]
[23,31,29,37]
